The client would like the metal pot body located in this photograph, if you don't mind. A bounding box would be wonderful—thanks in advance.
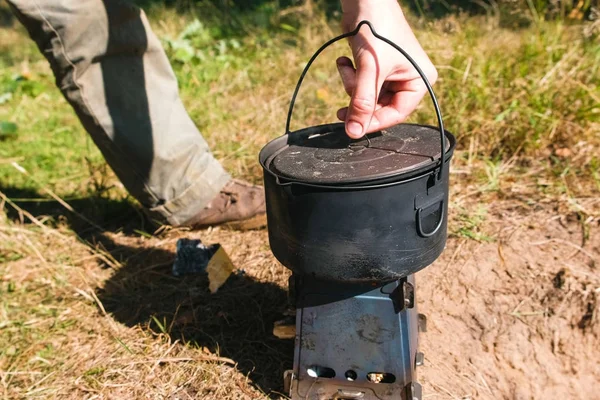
[262,142,453,283]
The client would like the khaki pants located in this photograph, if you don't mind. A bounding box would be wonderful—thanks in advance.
[6,0,231,226]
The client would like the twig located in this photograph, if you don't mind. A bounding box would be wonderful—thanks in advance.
[530,238,596,260]
[74,286,119,332]
[26,371,57,393]
[510,310,545,317]
[462,57,472,84]
[0,189,54,233]
[477,371,493,397]
[11,162,105,232]
[443,239,465,274]
[150,340,180,374]
[538,47,576,87]
[126,356,236,366]
[0,371,43,376]
[571,78,600,103]
[76,238,122,269]
[22,234,47,264]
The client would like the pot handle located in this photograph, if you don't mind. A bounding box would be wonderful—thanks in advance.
[416,200,444,237]
[285,20,447,181]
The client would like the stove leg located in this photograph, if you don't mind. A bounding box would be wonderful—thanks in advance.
[283,369,294,395]
[406,381,423,400]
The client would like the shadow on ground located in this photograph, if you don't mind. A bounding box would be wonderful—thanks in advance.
[1,185,293,397]
[97,235,292,395]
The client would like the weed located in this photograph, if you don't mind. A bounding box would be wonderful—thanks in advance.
[84,366,106,377]
[483,159,503,192]
[151,315,169,335]
[451,205,494,242]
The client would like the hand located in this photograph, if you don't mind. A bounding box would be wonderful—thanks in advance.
[337,0,437,138]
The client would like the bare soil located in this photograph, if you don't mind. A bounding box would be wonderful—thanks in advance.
[419,201,600,399]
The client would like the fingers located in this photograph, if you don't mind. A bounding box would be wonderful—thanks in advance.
[369,86,427,132]
[337,107,348,122]
[336,56,356,97]
[338,81,428,133]
[335,54,432,136]
[345,51,379,139]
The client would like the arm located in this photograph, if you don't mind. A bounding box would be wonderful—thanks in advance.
[338,0,437,138]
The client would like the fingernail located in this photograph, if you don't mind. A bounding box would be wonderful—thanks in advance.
[347,121,363,137]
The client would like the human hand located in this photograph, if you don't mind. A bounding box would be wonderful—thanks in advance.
[337,0,437,138]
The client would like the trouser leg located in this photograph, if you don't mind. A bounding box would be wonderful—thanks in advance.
[6,0,230,226]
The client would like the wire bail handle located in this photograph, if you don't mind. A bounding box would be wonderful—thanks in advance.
[285,20,447,181]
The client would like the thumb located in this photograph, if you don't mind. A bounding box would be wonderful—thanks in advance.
[346,53,379,138]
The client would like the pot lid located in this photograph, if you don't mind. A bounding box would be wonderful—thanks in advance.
[269,123,449,184]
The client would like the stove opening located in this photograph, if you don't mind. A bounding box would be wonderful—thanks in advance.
[306,365,336,378]
[337,389,366,399]
[344,370,358,381]
[367,372,396,384]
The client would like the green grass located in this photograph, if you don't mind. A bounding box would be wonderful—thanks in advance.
[1,4,598,200]
[451,205,494,242]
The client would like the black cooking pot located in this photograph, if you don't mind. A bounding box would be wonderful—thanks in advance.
[259,21,456,283]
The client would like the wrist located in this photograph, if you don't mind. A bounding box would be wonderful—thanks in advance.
[341,0,401,14]
[340,0,405,34]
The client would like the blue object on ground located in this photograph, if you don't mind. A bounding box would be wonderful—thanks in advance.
[172,238,219,277]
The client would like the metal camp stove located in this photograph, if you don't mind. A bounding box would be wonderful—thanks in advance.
[284,275,424,400]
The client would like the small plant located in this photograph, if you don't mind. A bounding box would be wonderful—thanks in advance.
[452,205,494,242]
[483,159,504,192]
[0,120,17,139]
[163,19,242,63]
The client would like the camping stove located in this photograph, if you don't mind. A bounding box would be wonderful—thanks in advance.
[284,274,424,400]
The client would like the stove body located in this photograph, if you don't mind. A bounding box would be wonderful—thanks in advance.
[287,275,423,400]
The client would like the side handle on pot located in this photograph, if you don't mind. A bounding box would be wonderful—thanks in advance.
[416,200,444,238]
[415,189,445,237]
[285,20,448,182]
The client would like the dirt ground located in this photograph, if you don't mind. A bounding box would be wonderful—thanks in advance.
[131,199,600,400]
[2,197,598,399]
[418,200,600,400]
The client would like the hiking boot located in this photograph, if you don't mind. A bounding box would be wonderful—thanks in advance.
[182,179,266,230]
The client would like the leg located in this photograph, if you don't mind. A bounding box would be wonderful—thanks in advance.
[6,0,231,226]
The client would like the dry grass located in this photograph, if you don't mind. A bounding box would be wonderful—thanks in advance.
[0,198,292,399]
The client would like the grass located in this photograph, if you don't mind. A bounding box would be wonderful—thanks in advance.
[2,5,598,198]
[1,0,599,398]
